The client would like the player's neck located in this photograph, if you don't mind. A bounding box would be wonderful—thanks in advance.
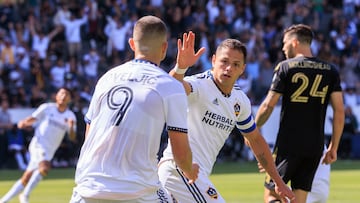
[57,104,67,113]
[295,48,313,58]
[134,54,160,66]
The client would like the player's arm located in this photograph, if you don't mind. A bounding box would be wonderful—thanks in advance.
[17,116,37,129]
[168,130,199,184]
[84,123,90,140]
[255,90,281,128]
[169,31,205,95]
[67,119,77,142]
[243,128,295,202]
[323,91,345,164]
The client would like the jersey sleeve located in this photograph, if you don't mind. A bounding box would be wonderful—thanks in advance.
[85,75,106,124]
[184,74,202,102]
[270,62,286,93]
[330,65,342,92]
[165,87,188,133]
[31,103,49,121]
[235,93,256,133]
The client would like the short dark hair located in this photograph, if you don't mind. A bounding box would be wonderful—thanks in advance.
[283,24,314,44]
[60,87,73,98]
[216,39,247,63]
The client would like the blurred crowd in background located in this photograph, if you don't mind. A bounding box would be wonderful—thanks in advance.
[1,0,360,170]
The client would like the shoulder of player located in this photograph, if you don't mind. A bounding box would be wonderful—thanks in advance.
[38,102,55,109]
[233,84,245,93]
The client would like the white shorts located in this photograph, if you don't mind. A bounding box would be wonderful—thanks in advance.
[26,140,52,171]
[158,159,225,203]
[306,162,330,203]
[69,188,174,203]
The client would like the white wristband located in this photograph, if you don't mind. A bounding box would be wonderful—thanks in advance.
[174,64,188,74]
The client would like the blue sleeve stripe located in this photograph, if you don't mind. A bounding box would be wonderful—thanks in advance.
[237,115,252,125]
[239,123,256,133]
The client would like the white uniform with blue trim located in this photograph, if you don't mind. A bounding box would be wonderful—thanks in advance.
[159,70,256,202]
[72,60,187,202]
[27,103,76,170]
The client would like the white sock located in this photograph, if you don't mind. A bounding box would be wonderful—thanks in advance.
[22,170,43,197]
[15,152,27,170]
[1,180,24,202]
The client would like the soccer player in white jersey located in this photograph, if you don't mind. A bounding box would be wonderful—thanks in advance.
[0,87,76,203]
[158,33,295,202]
[70,15,199,203]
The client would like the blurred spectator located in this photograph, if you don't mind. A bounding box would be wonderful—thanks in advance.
[1,37,16,67]
[15,46,30,74]
[49,58,66,91]
[236,72,252,97]
[105,15,132,64]
[29,85,47,108]
[9,86,27,107]
[0,99,13,168]
[338,105,359,159]
[0,0,16,31]
[64,56,82,90]
[53,2,71,27]
[7,125,29,170]
[206,0,220,33]
[254,57,273,104]
[344,86,359,109]
[8,22,30,47]
[82,44,100,90]
[29,14,62,61]
[60,8,88,60]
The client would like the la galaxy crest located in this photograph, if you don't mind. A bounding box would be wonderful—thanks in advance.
[206,187,218,199]
[234,103,240,117]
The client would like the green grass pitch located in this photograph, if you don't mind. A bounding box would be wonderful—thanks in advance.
[0,160,359,203]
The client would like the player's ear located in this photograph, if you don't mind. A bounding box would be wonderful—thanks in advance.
[292,38,299,47]
[128,38,135,51]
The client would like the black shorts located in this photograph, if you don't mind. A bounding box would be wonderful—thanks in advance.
[264,152,322,192]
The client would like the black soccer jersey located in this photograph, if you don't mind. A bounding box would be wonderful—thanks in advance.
[270,56,342,157]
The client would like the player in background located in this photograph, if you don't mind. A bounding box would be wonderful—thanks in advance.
[255,24,344,203]
[158,32,295,202]
[305,146,330,203]
[0,87,76,203]
[70,15,199,203]
[253,139,330,203]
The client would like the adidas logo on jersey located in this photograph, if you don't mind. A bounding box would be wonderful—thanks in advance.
[212,98,219,105]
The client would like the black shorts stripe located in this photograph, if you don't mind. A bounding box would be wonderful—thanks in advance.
[176,168,207,203]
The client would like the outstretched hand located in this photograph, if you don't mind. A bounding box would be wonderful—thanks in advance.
[176,31,206,69]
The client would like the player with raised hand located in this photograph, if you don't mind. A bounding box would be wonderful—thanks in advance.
[158,32,295,203]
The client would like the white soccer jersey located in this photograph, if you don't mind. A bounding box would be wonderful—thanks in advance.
[29,103,76,161]
[74,59,188,200]
[162,70,256,176]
